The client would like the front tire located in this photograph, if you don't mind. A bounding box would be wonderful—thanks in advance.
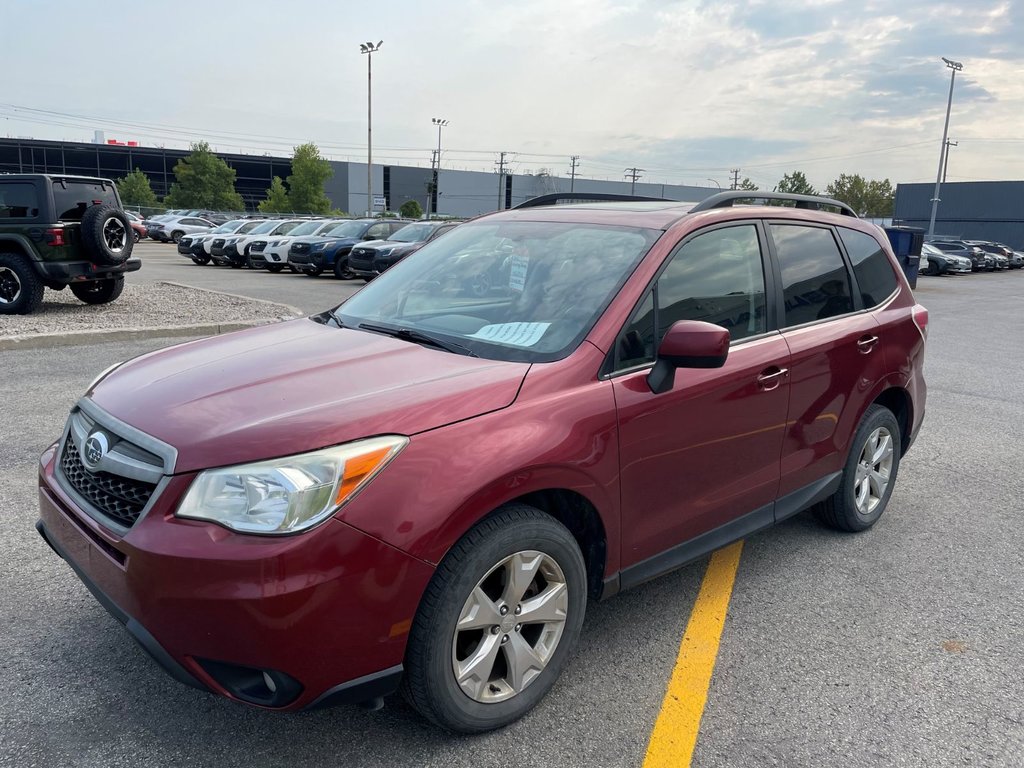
[334,256,355,280]
[402,505,587,733]
[69,276,125,305]
[814,404,901,532]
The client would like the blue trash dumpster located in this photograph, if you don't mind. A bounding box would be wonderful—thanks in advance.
[884,226,924,289]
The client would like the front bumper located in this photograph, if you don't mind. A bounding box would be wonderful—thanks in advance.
[288,251,321,272]
[36,442,433,711]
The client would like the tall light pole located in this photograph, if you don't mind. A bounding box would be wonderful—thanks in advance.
[927,57,962,238]
[707,178,722,189]
[943,139,958,183]
[430,118,448,219]
[360,40,383,216]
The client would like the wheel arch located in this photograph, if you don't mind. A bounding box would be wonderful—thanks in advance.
[871,386,912,456]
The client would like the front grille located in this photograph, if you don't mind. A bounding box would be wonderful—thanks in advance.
[213,238,225,248]
[60,442,157,529]
[251,241,266,252]
[291,243,309,253]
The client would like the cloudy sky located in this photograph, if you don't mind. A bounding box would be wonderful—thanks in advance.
[3,0,1021,190]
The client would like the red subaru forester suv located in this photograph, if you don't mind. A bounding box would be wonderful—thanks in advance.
[37,192,926,733]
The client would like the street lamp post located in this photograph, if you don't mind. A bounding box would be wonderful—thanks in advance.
[927,57,963,238]
[359,40,383,217]
[430,118,448,219]
[707,178,722,189]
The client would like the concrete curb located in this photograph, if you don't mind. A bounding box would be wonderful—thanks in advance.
[0,281,306,352]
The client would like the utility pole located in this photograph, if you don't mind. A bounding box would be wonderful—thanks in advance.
[942,139,958,184]
[430,118,448,218]
[730,168,741,190]
[425,149,437,219]
[928,57,963,238]
[569,155,580,192]
[624,167,644,194]
[496,152,509,211]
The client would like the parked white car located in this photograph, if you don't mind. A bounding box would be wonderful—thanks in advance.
[179,219,266,264]
[250,219,343,272]
[213,218,306,267]
[147,215,215,243]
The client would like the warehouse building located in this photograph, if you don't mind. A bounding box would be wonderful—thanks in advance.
[0,137,718,217]
[894,180,1024,249]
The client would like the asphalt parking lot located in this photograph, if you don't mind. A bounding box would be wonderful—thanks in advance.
[1,257,1022,768]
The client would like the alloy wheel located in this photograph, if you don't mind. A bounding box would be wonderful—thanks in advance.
[451,550,568,704]
[103,217,127,254]
[854,426,893,516]
[0,266,22,304]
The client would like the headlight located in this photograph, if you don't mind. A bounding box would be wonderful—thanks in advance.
[269,240,280,247]
[176,436,408,535]
[311,242,327,251]
[376,247,395,257]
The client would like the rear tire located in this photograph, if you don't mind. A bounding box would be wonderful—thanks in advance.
[334,256,354,280]
[814,404,901,532]
[69,277,125,305]
[402,505,587,733]
[170,230,184,244]
[0,252,44,315]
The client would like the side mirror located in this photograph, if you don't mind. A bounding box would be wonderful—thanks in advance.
[647,320,730,394]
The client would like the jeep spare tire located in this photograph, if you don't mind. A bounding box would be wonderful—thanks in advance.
[80,204,133,265]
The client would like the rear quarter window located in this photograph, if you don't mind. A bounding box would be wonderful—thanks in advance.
[771,224,854,327]
[0,182,39,218]
[838,227,898,307]
[52,179,119,221]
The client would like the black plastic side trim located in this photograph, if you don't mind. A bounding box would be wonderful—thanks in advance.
[618,503,775,591]
[773,471,842,523]
[34,519,209,693]
[307,664,404,710]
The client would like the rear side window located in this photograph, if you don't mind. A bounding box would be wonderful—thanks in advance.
[838,227,898,307]
[616,224,767,368]
[52,179,119,221]
[0,183,39,218]
[771,224,852,327]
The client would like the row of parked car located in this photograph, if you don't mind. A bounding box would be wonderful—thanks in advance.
[173,216,463,280]
[920,237,1024,276]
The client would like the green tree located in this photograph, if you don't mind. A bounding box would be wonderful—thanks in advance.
[825,174,895,218]
[258,177,291,213]
[286,142,333,214]
[738,177,759,191]
[116,168,159,208]
[776,171,817,196]
[165,141,244,210]
[399,199,423,219]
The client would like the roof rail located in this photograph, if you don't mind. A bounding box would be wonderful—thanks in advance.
[688,191,859,218]
[513,192,673,209]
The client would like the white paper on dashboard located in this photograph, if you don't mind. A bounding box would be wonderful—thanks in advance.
[469,322,551,347]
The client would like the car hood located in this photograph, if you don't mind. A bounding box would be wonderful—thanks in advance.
[89,319,531,473]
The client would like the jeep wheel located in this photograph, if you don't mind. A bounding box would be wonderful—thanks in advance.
[0,253,45,315]
[402,505,586,733]
[334,256,355,280]
[69,277,125,305]
[80,204,134,265]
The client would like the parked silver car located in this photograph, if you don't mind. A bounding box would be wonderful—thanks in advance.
[147,215,216,243]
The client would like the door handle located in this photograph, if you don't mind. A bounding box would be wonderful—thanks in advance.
[857,335,879,354]
[757,367,789,391]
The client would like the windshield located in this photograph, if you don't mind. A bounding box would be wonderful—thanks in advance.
[212,220,245,234]
[273,221,301,235]
[323,221,369,238]
[248,220,281,235]
[390,223,436,243]
[288,220,329,237]
[336,220,659,363]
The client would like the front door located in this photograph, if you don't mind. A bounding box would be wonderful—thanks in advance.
[611,223,790,573]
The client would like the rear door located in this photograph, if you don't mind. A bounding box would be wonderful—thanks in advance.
[767,222,889,508]
[612,222,791,573]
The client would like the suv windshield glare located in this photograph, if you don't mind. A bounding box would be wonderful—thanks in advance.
[212,220,244,233]
[323,221,368,238]
[389,223,435,243]
[288,220,329,237]
[248,220,280,235]
[336,220,659,363]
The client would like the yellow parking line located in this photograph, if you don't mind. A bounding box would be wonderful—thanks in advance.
[643,540,745,768]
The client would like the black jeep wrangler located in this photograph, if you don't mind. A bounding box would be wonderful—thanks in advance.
[0,174,141,314]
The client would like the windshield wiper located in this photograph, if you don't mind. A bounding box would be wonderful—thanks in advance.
[358,323,478,357]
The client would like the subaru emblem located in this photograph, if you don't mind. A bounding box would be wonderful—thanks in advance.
[82,432,109,471]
